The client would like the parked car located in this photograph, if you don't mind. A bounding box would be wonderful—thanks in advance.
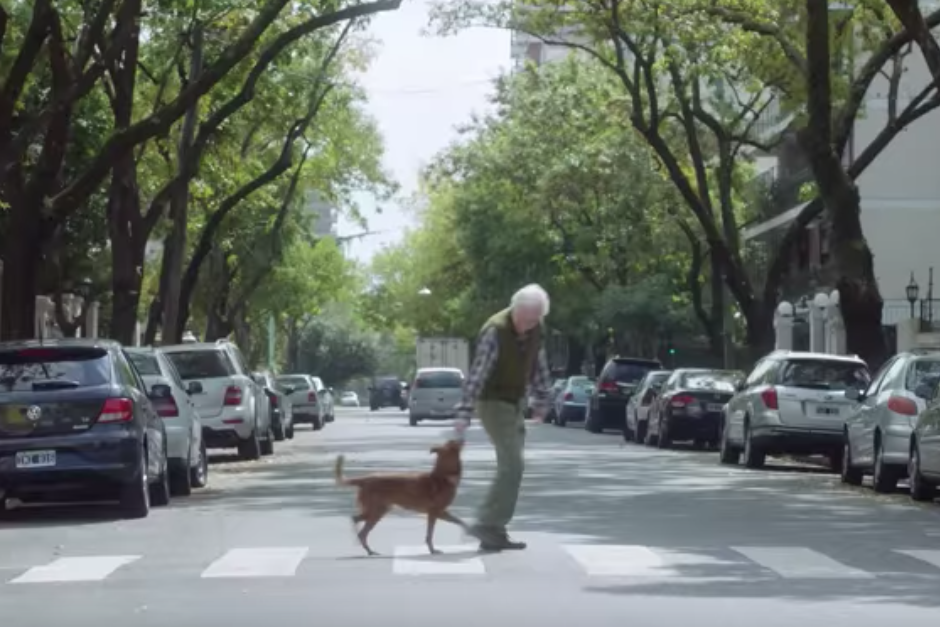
[254,371,294,441]
[584,357,663,433]
[310,376,335,423]
[0,339,171,518]
[644,369,740,449]
[339,391,360,407]
[275,374,322,430]
[539,378,568,423]
[719,350,870,471]
[161,340,273,460]
[370,376,407,411]
[127,347,208,496]
[552,376,595,427]
[909,373,940,501]
[842,352,940,491]
[624,370,672,442]
[408,368,464,426]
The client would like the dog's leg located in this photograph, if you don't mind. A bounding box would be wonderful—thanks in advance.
[425,514,441,555]
[357,507,388,556]
[436,510,470,534]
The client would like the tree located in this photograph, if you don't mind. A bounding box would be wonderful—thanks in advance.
[0,0,403,341]
[431,0,940,364]
[294,308,380,386]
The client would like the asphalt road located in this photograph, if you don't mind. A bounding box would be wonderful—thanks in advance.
[2,407,940,626]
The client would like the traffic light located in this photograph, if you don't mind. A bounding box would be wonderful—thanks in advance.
[668,347,676,355]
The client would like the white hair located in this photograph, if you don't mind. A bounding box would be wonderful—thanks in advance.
[510,283,550,318]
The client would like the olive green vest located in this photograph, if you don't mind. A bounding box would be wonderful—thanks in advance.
[479,308,542,403]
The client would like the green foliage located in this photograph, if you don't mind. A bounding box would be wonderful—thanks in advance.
[295,311,380,387]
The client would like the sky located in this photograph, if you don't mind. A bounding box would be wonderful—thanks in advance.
[335,0,511,263]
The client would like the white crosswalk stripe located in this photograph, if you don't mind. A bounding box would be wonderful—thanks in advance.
[10,555,141,584]
[731,546,873,579]
[201,547,309,578]
[392,544,486,575]
[4,544,940,584]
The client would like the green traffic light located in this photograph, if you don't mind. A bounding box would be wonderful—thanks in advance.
[668,348,676,355]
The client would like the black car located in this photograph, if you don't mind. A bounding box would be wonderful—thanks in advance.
[585,357,663,433]
[0,339,171,518]
[644,368,740,449]
[369,376,407,411]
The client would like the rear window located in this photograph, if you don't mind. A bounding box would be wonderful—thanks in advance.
[0,347,111,392]
[780,360,870,391]
[606,360,660,383]
[276,376,310,391]
[680,371,738,393]
[127,352,161,376]
[376,377,400,389]
[415,371,463,389]
[568,376,595,389]
[165,350,234,380]
[906,359,940,391]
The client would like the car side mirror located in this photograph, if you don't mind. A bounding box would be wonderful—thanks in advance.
[328,387,334,394]
[150,383,173,400]
[844,386,861,401]
[735,380,747,392]
[187,381,203,395]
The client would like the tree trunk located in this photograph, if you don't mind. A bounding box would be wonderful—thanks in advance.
[708,252,724,356]
[0,208,44,340]
[565,337,586,376]
[162,26,204,345]
[107,158,146,345]
[285,318,301,372]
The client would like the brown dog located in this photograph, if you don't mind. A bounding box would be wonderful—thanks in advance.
[334,440,470,556]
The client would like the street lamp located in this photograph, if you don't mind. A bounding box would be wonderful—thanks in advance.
[907,272,920,318]
[75,277,93,300]
[418,287,431,296]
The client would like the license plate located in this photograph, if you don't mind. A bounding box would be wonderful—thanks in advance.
[15,450,56,469]
[707,403,725,412]
[816,405,840,416]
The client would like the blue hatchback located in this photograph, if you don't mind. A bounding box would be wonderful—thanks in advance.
[0,339,170,518]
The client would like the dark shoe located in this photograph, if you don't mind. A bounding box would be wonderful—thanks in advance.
[479,534,527,552]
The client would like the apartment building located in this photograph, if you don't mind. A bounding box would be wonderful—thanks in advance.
[305,191,339,239]
[742,44,940,333]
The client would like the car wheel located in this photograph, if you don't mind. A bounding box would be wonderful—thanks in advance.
[635,420,647,444]
[273,414,286,442]
[840,436,863,485]
[623,413,635,442]
[190,442,209,489]
[718,420,740,465]
[260,426,275,456]
[150,445,171,507]
[169,458,193,497]
[643,419,658,447]
[871,439,899,493]
[120,448,151,519]
[312,416,323,431]
[909,442,937,502]
[286,423,295,440]
[584,405,602,434]
[742,422,765,469]
[238,430,262,460]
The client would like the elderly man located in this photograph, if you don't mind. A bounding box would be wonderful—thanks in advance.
[454,284,552,551]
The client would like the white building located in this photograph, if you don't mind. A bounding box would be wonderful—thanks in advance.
[305,191,339,238]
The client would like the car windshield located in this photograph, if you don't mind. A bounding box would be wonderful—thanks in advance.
[0,347,111,392]
[127,352,161,376]
[780,360,870,391]
[680,371,738,393]
[276,376,310,391]
[165,350,234,380]
[608,361,659,383]
[906,359,940,391]
[568,376,594,389]
[415,371,463,389]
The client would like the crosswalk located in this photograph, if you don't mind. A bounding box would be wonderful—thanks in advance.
[5,543,940,585]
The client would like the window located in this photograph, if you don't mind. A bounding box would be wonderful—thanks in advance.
[781,359,870,391]
[276,376,310,392]
[414,371,463,389]
[605,360,660,383]
[906,359,940,392]
[114,351,143,391]
[679,371,739,393]
[864,357,897,398]
[159,354,187,390]
[165,350,235,380]
[0,347,111,392]
[127,352,161,376]
[745,359,772,388]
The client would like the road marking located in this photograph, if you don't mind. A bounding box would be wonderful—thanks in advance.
[201,547,309,578]
[563,545,673,577]
[895,549,940,569]
[10,555,141,584]
[393,544,485,575]
[732,546,873,579]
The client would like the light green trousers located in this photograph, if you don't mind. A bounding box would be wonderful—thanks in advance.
[475,399,526,533]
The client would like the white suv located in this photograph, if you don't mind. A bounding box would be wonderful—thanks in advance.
[161,340,273,460]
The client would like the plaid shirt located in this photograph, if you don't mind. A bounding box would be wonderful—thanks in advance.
[455,325,552,423]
